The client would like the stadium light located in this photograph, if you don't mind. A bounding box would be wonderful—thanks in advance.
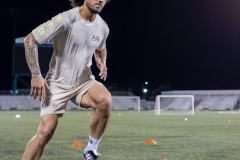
[143,88,148,93]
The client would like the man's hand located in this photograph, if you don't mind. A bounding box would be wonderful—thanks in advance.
[30,77,49,101]
[96,58,108,81]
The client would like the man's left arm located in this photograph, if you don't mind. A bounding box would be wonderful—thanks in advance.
[95,48,108,81]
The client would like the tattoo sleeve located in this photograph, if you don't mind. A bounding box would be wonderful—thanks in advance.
[24,33,41,77]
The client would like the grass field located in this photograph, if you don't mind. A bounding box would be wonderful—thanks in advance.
[1,110,240,160]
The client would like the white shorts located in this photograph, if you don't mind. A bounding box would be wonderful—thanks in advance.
[40,79,102,117]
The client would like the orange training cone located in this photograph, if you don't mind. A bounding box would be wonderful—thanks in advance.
[72,141,84,147]
[226,120,231,124]
[145,139,156,144]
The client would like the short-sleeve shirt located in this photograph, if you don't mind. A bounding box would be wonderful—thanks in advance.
[32,7,109,89]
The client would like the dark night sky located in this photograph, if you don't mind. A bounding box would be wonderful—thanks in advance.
[2,0,240,96]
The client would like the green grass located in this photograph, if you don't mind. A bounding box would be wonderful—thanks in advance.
[1,110,240,160]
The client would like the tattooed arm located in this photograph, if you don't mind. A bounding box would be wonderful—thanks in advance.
[24,33,48,101]
[24,33,41,77]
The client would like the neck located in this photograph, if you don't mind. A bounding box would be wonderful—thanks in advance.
[79,6,96,22]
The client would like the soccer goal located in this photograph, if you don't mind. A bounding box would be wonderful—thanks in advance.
[154,95,194,115]
[112,96,141,111]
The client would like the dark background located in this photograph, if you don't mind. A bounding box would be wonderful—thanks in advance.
[2,0,240,97]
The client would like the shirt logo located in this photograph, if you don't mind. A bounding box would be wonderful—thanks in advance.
[48,21,54,29]
[56,14,62,22]
[92,35,100,42]
[38,27,45,36]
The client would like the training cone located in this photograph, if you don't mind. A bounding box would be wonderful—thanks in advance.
[72,141,84,147]
[145,139,156,145]
[226,120,231,124]
[15,114,21,118]
[160,158,168,160]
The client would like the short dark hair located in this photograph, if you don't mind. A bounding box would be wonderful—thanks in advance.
[69,0,110,7]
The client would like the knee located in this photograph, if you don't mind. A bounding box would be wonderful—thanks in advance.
[38,127,55,146]
[96,94,112,114]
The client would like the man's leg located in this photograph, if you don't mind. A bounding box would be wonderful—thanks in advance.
[22,114,59,160]
[81,84,112,149]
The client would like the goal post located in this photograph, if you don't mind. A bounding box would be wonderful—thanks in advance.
[112,96,141,111]
[154,95,194,115]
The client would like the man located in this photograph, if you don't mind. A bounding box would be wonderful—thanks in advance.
[22,0,112,159]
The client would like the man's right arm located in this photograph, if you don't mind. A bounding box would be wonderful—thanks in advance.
[24,33,41,77]
[24,33,47,101]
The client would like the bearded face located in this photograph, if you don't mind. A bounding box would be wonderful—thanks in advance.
[85,0,108,14]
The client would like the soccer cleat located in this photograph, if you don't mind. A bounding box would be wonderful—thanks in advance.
[83,150,101,160]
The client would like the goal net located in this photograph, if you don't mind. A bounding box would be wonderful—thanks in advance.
[154,95,194,115]
[112,96,141,111]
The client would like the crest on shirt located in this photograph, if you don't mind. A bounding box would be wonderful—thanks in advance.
[71,32,78,38]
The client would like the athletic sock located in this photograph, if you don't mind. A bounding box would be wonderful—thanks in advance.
[85,135,101,151]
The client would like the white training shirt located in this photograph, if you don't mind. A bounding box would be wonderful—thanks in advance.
[32,7,109,89]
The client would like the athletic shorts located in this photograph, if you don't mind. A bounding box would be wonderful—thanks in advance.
[40,79,102,117]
